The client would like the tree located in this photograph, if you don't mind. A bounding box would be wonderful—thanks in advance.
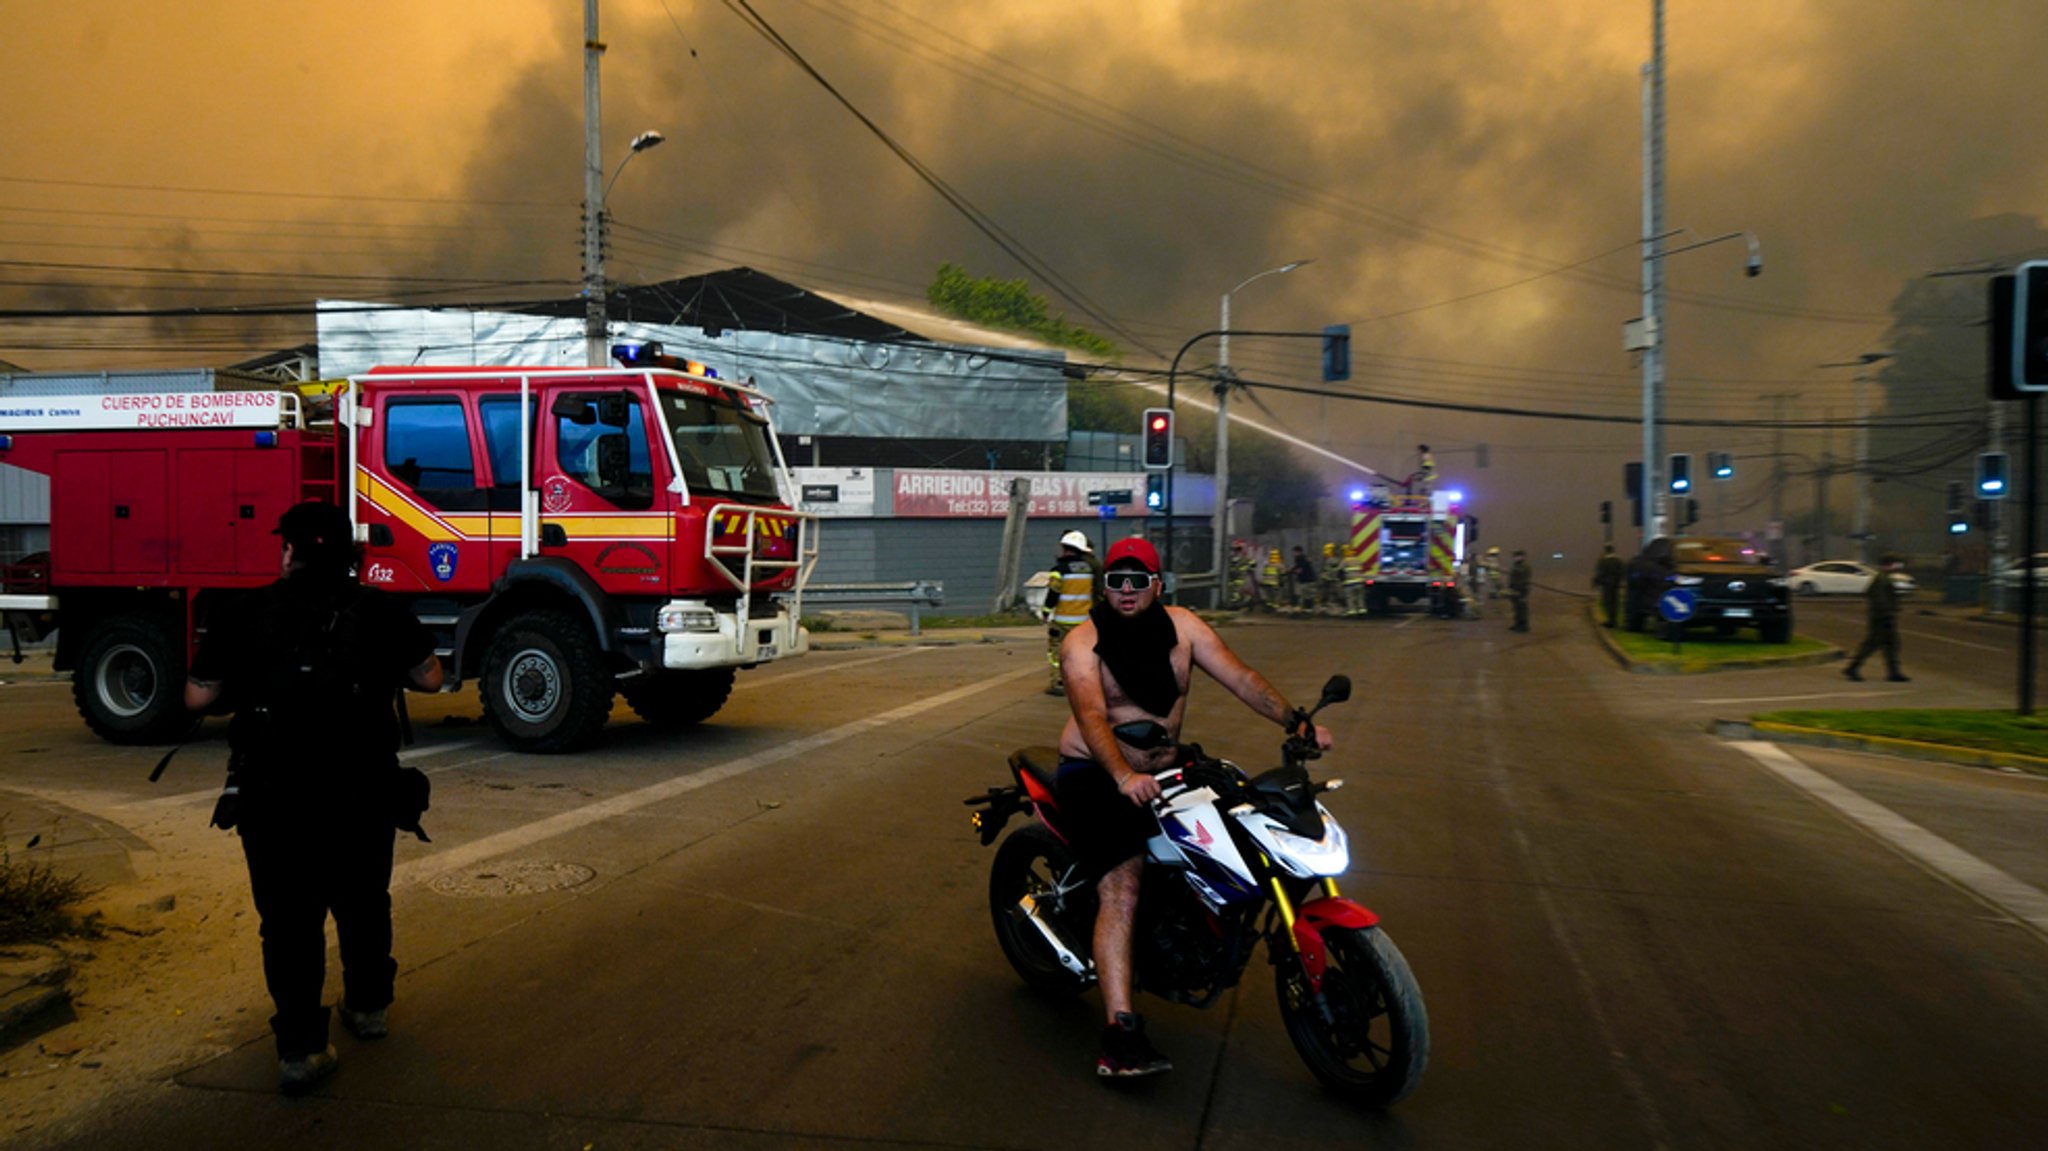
[925,263,1116,357]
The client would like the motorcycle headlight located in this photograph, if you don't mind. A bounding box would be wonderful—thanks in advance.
[1268,813,1351,877]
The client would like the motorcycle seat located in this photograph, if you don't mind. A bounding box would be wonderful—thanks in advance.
[1008,746,1064,793]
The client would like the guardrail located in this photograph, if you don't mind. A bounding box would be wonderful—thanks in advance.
[787,580,945,635]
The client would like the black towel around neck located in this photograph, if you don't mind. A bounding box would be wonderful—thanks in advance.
[1090,601,1180,718]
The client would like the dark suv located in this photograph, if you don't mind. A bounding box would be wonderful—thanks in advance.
[1625,536,1793,643]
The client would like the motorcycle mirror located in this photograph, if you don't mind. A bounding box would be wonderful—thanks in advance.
[1318,675,1351,707]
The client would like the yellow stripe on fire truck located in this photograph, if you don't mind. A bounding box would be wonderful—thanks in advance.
[358,472,674,542]
[1429,521,1454,578]
[1350,507,1382,575]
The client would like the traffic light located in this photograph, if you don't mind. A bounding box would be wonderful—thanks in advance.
[1141,408,1173,469]
[1600,500,1612,525]
[1145,473,1164,511]
[1978,451,2010,499]
[1949,513,1970,535]
[1624,460,1642,498]
[1683,497,1700,527]
[1711,451,1734,480]
[2015,261,2048,390]
[1669,453,1692,494]
[1322,324,1351,382]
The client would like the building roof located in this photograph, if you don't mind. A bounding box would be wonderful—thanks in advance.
[512,267,923,343]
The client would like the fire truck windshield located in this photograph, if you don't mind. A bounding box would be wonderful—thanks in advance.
[659,389,781,503]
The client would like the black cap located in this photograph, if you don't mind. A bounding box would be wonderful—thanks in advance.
[272,501,352,552]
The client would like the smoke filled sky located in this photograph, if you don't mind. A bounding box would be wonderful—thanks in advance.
[5,1,2046,561]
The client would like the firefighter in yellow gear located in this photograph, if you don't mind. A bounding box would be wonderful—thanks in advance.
[1259,549,1284,614]
[1318,542,1344,615]
[1342,544,1367,616]
[1043,530,1102,695]
[1227,539,1256,609]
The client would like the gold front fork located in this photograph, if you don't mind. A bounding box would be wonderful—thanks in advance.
[1270,878,1303,953]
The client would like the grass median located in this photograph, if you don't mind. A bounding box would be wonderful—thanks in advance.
[1753,708,2048,760]
[1606,624,1834,671]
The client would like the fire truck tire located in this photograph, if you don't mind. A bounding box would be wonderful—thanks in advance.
[623,669,736,728]
[480,611,615,754]
[73,616,197,745]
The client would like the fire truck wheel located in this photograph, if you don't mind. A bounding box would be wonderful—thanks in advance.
[73,616,198,745]
[480,611,615,754]
[623,669,736,728]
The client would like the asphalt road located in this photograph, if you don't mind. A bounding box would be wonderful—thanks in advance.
[5,593,2047,1149]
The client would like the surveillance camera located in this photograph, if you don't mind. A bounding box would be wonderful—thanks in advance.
[1745,254,1763,278]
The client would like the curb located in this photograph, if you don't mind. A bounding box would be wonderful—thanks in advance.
[1714,718,2048,778]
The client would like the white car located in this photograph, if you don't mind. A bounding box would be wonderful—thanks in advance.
[1993,553,2048,588]
[1786,560,1916,596]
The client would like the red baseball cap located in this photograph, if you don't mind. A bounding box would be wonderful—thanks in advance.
[1104,536,1160,574]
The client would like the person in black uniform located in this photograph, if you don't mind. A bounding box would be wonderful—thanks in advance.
[1844,552,1909,683]
[185,500,442,1093]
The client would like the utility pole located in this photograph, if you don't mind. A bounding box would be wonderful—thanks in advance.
[1760,392,1795,561]
[581,0,608,368]
[1638,0,1668,544]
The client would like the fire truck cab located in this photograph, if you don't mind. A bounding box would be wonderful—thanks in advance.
[0,358,815,754]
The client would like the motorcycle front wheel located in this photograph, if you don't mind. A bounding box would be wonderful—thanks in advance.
[988,826,1097,995]
[1276,925,1429,1107]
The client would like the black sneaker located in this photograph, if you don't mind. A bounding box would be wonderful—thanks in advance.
[1096,1012,1172,1078]
[1888,674,1911,683]
[1844,667,1863,682]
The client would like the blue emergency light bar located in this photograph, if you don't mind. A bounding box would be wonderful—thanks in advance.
[253,431,277,447]
[612,341,718,378]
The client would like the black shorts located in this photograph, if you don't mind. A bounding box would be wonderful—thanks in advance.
[1054,758,1159,882]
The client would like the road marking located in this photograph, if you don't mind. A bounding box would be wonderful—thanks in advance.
[120,738,496,813]
[734,646,927,690]
[1900,628,2002,652]
[1732,740,2048,946]
[394,661,1042,887]
[1696,691,1893,705]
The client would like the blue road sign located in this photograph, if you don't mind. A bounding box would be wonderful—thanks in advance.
[1659,588,1698,623]
[1098,504,1118,520]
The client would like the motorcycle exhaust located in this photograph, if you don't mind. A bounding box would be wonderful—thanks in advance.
[1016,894,1095,981]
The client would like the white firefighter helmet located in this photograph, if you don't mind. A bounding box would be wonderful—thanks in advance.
[1059,530,1093,554]
[1487,546,1500,556]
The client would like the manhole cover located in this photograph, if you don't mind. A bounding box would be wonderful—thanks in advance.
[429,860,596,897]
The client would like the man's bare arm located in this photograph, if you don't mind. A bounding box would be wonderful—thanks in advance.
[1180,609,1335,749]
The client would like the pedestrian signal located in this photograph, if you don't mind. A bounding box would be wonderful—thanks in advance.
[1142,408,1174,469]
[1978,451,2009,499]
[1145,473,1165,511]
[1683,496,1700,527]
[1711,451,1734,480]
[1669,453,1692,494]
[1600,500,1612,525]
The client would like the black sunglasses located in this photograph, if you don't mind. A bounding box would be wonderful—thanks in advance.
[1104,570,1156,592]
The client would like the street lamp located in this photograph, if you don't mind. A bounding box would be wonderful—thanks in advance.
[582,128,665,367]
[1213,259,1311,599]
[1818,350,1893,564]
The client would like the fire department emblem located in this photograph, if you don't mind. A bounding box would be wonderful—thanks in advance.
[542,475,574,513]
[427,542,459,582]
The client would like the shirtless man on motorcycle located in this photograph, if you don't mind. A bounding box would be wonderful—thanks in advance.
[1057,536,1334,1077]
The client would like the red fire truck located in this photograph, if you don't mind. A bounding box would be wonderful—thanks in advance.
[0,356,814,753]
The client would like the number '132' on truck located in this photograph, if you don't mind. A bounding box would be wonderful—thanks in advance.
[0,358,816,753]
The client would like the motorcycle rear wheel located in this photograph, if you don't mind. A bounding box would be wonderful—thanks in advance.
[988,826,1096,995]
[1276,925,1429,1107]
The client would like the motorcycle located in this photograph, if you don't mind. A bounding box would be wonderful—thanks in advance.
[964,675,1428,1107]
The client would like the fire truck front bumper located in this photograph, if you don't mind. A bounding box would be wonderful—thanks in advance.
[656,601,810,669]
